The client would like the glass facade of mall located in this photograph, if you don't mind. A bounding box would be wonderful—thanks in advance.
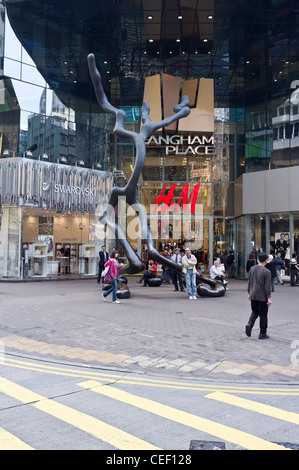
[0,0,298,278]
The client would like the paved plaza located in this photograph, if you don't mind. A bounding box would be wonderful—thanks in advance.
[0,276,299,383]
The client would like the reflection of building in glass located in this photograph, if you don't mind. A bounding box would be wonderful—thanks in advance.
[272,98,299,168]
[27,90,77,164]
[0,77,20,157]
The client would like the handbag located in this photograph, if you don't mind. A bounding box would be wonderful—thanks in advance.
[104,263,113,284]
[101,265,109,278]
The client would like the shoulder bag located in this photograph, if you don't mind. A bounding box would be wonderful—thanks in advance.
[104,262,113,284]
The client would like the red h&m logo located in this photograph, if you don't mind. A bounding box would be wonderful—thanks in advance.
[154,184,200,214]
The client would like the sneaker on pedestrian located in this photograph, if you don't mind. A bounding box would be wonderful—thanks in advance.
[113,300,121,304]
[189,296,193,300]
[102,293,107,302]
[192,296,197,299]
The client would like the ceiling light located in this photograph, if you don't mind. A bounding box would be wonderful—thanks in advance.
[149,39,154,43]
[176,39,181,42]
[203,39,208,43]
[207,15,213,19]
[104,61,108,64]
[147,15,153,20]
[178,15,183,20]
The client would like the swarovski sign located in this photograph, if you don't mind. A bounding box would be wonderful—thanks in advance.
[145,134,214,155]
[0,158,113,214]
[42,182,97,197]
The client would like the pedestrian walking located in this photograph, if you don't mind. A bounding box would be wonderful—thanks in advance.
[266,254,277,292]
[102,251,122,303]
[290,253,299,286]
[97,245,108,283]
[182,248,197,299]
[246,252,256,273]
[171,248,185,292]
[161,248,173,284]
[245,252,272,339]
[226,250,236,278]
[274,252,285,285]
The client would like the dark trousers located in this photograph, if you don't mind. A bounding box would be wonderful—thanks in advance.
[248,300,268,334]
[140,272,155,285]
[227,264,236,278]
[290,270,299,286]
[172,271,184,291]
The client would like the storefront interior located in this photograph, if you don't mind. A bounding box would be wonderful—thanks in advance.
[22,207,100,278]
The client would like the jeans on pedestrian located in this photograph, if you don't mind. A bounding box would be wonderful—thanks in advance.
[248,300,268,334]
[185,269,196,297]
[103,277,117,302]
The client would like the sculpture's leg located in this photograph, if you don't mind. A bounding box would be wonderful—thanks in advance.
[128,200,221,289]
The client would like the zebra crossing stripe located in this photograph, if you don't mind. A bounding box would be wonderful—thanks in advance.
[0,428,33,450]
[0,377,160,450]
[78,380,290,451]
[205,391,299,425]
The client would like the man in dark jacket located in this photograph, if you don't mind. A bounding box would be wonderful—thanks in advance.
[266,254,277,292]
[290,253,299,286]
[226,250,236,278]
[97,245,108,283]
[245,252,272,339]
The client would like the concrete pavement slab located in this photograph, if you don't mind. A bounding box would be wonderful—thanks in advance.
[0,277,299,383]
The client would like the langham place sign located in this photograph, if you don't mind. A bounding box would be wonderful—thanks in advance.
[145,134,214,156]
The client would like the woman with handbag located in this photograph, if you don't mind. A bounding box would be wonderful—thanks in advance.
[102,251,122,304]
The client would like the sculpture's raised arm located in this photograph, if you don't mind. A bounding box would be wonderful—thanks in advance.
[140,95,191,139]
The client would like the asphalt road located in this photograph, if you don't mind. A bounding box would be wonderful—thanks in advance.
[1,356,299,451]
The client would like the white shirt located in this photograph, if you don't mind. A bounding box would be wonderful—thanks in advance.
[171,253,183,266]
[210,265,223,279]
